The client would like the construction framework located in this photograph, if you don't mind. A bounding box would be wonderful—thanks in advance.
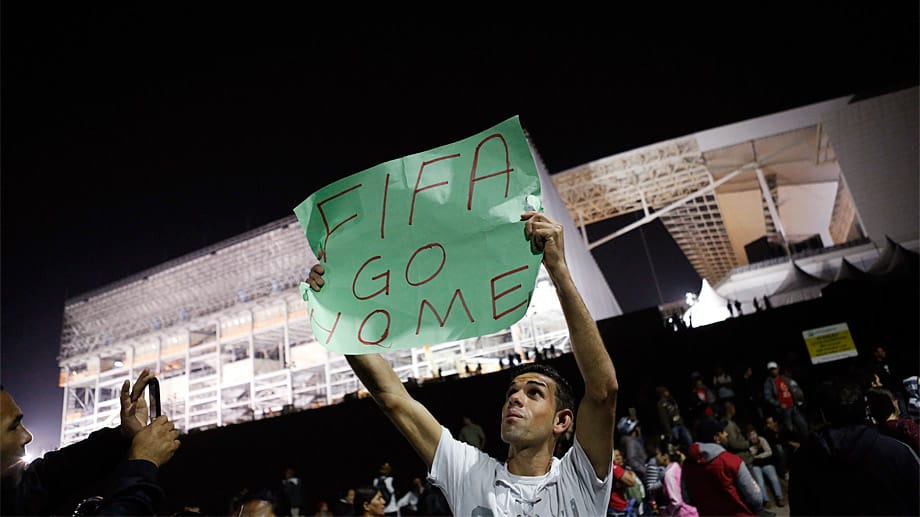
[58,218,569,446]
[552,97,859,286]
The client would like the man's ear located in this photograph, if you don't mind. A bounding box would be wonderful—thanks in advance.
[554,409,574,436]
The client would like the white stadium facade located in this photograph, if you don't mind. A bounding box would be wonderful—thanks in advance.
[57,86,917,446]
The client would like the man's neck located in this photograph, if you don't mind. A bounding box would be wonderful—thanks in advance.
[505,442,556,476]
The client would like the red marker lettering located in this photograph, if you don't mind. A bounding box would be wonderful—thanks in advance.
[409,154,460,225]
[309,308,342,345]
[405,243,446,287]
[468,134,513,211]
[416,289,475,334]
[490,265,530,320]
[358,309,391,346]
[352,256,390,300]
[316,184,363,261]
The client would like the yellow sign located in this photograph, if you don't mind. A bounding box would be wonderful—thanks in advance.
[802,322,859,364]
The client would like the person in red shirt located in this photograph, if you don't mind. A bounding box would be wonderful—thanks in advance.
[608,448,638,516]
[762,361,808,438]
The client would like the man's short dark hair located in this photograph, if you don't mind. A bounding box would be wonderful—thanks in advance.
[508,363,575,413]
[815,377,867,426]
[696,416,726,443]
[866,387,897,424]
[229,487,281,516]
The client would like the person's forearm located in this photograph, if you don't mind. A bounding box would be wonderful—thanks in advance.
[546,262,617,401]
[346,354,407,407]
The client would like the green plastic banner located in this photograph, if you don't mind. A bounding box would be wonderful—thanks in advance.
[293,115,543,354]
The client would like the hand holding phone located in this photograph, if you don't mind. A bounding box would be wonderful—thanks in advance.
[148,377,161,419]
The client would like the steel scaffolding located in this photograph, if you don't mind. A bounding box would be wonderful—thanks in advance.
[58,218,570,446]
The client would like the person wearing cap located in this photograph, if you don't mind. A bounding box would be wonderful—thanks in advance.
[762,361,808,439]
[616,416,646,479]
[682,417,763,516]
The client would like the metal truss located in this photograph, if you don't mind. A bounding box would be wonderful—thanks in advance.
[552,123,848,285]
[58,225,569,446]
[552,137,711,226]
[60,217,311,360]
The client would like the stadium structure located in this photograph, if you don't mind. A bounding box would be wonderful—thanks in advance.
[554,86,918,319]
[55,139,605,447]
[57,86,917,446]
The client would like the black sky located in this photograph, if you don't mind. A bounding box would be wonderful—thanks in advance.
[3,5,917,452]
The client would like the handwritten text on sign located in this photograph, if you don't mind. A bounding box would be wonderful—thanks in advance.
[293,116,543,354]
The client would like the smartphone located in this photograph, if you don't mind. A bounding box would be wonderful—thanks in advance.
[148,377,161,419]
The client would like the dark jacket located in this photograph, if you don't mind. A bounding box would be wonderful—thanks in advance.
[658,395,684,432]
[0,426,160,516]
[682,442,762,516]
[763,374,804,409]
[77,459,164,515]
[789,424,920,516]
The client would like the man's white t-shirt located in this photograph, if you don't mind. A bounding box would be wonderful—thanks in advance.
[428,426,612,517]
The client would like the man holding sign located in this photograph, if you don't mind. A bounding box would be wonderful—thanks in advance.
[306,210,617,516]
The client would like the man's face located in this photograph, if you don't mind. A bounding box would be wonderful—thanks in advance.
[500,372,562,446]
[769,367,779,378]
[0,391,33,474]
[714,430,728,445]
[875,347,886,361]
[613,449,624,466]
[765,417,778,431]
[365,491,387,516]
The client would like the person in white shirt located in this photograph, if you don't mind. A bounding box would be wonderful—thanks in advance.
[306,211,619,516]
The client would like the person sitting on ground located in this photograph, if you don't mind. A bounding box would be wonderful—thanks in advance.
[720,401,755,470]
[306,211,619,516]
[745,424,785,509]
[762,415,798,480]
[655,442,698,517]
[1,371,180,516]
[643,435,667,513]
[607,448,638,517]
[682,416,763,516]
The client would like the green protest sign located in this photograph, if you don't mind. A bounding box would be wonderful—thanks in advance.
[293,115,543,354]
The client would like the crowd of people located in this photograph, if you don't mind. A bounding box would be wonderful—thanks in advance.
[606,346,919,517]
[1,210,917,516]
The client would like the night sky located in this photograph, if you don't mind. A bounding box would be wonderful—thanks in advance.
[3,5,917,453]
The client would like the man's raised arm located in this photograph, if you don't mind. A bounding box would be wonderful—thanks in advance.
[345,354,442,467]
[306,264,442,468]
[522,211,619,478]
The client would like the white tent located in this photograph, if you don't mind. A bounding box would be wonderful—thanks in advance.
[682,278,731,328]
